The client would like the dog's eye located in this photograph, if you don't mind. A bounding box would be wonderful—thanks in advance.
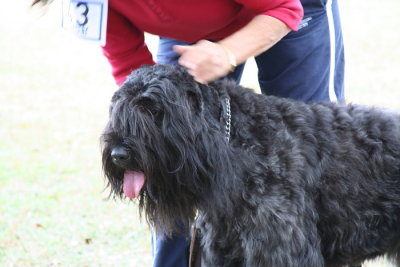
[150,108,161,118]
[137,97,163,118]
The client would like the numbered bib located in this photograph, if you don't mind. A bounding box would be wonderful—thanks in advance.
[62,0,108,46]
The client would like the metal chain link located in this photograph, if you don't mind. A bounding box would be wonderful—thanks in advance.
[224,97,231,142]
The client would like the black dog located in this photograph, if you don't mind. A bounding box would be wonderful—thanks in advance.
[101,64,400,267]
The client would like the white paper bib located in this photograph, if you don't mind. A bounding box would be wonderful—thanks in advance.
[62,0,108,46]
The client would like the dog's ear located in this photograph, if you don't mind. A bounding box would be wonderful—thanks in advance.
[185,82,204,112]
[186,90,201,112]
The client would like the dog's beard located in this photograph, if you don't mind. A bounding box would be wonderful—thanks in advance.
[101,119,239,236]
[101,112,202,235]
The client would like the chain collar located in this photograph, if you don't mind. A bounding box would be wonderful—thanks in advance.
[224,97,231,142]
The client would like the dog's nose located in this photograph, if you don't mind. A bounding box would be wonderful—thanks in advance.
[111,147,130,165]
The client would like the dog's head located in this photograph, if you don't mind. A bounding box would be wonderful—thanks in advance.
[101,65,234,234]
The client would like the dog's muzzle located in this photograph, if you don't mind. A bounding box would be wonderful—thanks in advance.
[111,147,130,167]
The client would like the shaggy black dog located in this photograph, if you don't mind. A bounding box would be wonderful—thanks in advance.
[101,64,400,267]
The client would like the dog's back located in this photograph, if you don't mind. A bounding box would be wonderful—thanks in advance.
[226,82,400,266]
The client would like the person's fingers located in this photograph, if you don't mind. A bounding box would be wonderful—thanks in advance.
[174,45,197,69]
[174,40,230,83]
[185,65,207,84]
[178,56,196,70]
[173,45,191,55]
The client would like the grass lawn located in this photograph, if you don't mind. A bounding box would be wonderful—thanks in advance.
[0,1,399,266]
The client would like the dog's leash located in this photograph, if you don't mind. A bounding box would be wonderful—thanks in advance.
[189,211,202,267]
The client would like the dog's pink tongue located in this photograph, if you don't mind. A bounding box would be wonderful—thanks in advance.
[123,171,146,199]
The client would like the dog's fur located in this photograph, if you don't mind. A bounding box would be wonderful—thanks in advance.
[101,64,400,267]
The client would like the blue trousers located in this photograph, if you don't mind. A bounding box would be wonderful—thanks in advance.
[153,0,345,266]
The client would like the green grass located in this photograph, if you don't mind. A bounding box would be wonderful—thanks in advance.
[1,1,399,266]
[0,2,152,266]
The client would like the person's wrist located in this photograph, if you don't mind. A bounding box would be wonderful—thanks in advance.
[218,43,237,72]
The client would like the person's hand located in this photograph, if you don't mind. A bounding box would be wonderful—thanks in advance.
[173,40,236,84]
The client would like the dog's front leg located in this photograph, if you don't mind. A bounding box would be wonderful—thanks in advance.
[225,187,326,267]
[239,211,324,267]
[198,208,324,267]
[197,215,247,267]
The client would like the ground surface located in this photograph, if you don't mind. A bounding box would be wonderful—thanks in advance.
[0,1,399,266]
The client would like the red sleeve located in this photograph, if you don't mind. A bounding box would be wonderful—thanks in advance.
[102,7,155,86]
[235,0,304,31]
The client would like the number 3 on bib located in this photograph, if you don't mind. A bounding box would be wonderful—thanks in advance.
[62,0,108,46]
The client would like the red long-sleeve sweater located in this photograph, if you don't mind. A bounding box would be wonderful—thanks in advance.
[102,0,304,85]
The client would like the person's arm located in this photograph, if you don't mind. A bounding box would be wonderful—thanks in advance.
[174,0,303,84]
[102,7,155,86]
[175,15,290,83]
[219,15,290,67]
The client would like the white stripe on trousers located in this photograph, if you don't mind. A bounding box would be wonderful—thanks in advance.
[326,0,338,102]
